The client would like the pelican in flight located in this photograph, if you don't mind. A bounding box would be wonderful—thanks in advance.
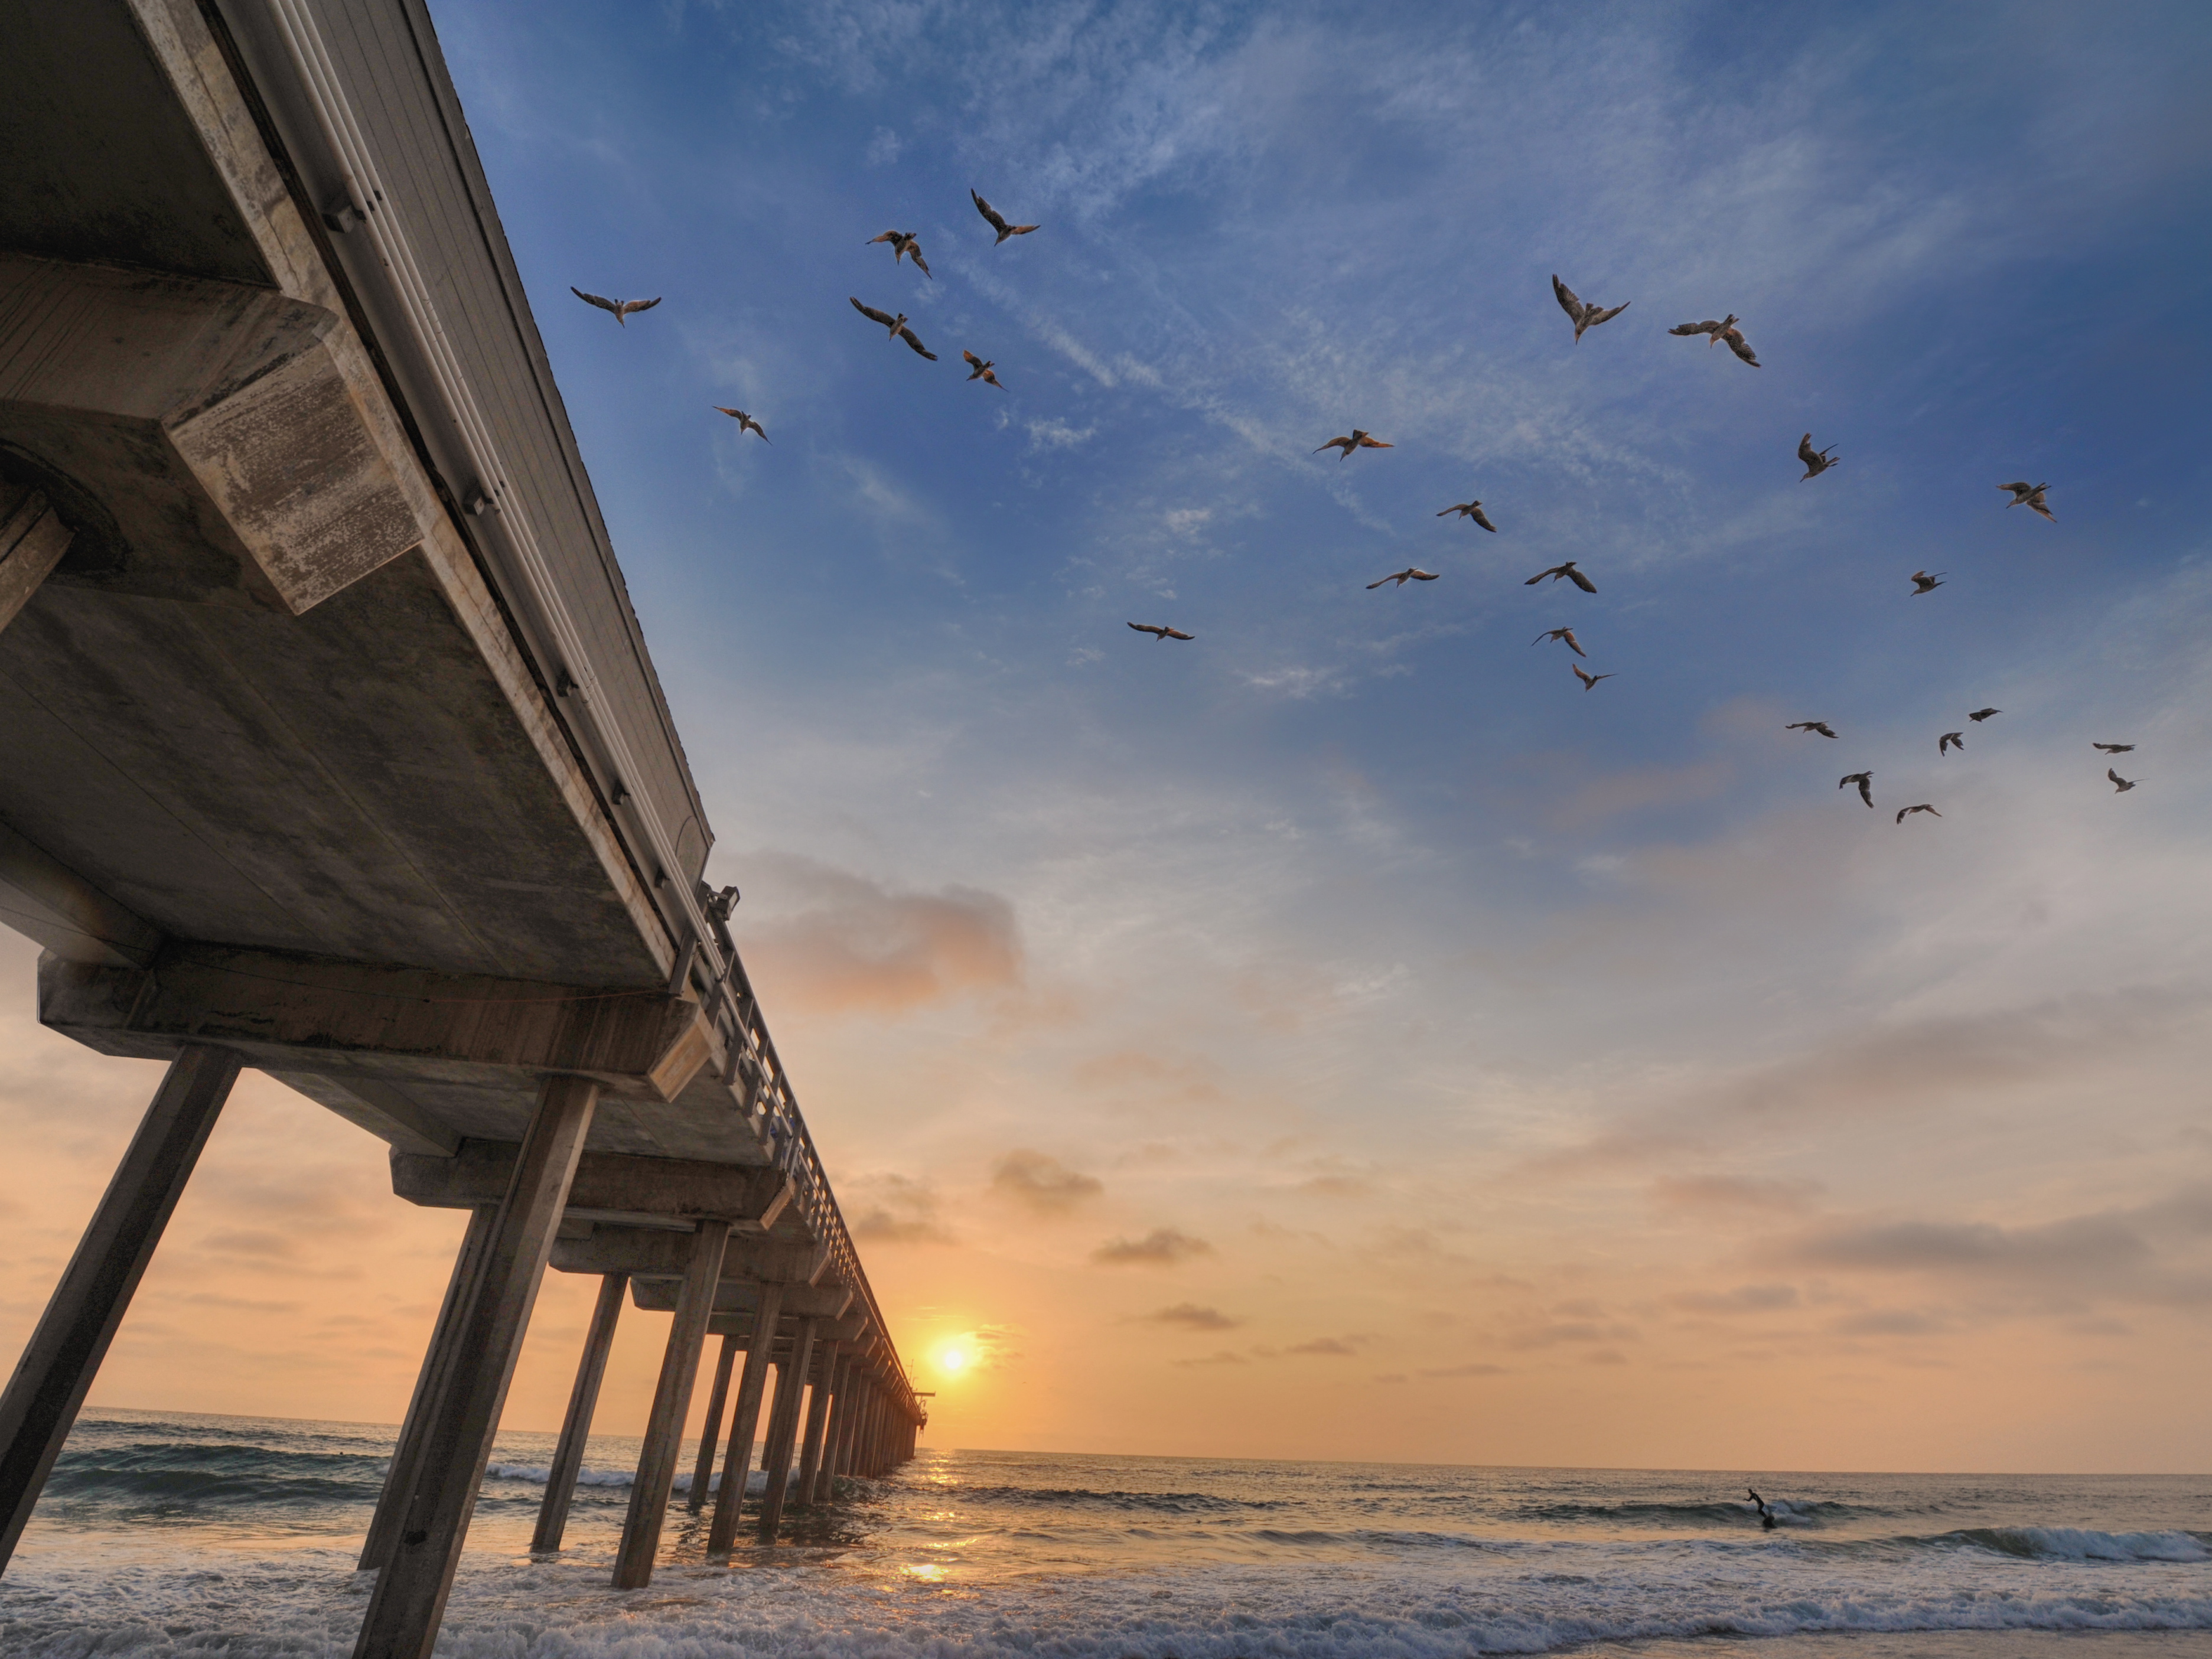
[1669,313,1760,366]
[1798,434,1838,480]
[1533,627,1586,657]
[2000,481,2055,522]
[1316,429,1393,459]
[2093,742,2134,754]
[1939,731,1964,755]
[1572,664,1615,691]
[971,190,1039,243]
[1786,721,1838,739]
[866,230,931,276]
[1968,707,2001,723]
[1438,500,1498,532]
[1840,771,1874,807]
[1911,571,1944,595]
[1368,568,1440,589]
[962,351,1004,388]
[1897,803,1940,824]
[1526,561,1597,593]
[1551,275,1630,342]
[2109,768,2138,793]
[1128,622,1194,641]
[849,298,938,360]
[570,287,660,326]
[712,407,769,442]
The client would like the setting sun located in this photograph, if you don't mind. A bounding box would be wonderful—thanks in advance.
[937,1345,970,1374]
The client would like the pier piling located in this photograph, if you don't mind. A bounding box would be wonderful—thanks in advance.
[531,1271,628,1553]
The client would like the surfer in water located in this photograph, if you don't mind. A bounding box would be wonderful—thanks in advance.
[1747,1488,1778,1530]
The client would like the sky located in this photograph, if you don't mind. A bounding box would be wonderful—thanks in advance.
[5,0,2212,1475]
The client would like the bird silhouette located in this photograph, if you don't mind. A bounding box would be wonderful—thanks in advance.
[971,190,1039,244]
[570,288,660,326]
[1368,568,1440,589]
[1840,771,1874,807]
[1315,429,1393,459]
[2109,768,2138,793]
[712,407,769,442]
[1551,275,1630,342]
[1939,731,1964,755]
[1968,708,2001,722]
[962,350,1004,388]
[1786,721,1839,739]
[1897,803,1941,823]
[1797,434,1838,480]
[1533,627,1587,657]
[849,298,938,359]
[2093,742,2135,754]
[1128,622,1194,641]
[1911,571,1945,595]
[1526,561,1598,593]
[866,230,931,276]
[1572,664,1615,691]
[1438,500,1498,532]
[2000,481,2055,522]
[1669,313,1760,366]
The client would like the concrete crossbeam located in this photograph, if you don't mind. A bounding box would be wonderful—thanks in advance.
[395,1143,793,1234]
[549,1227,825,1283]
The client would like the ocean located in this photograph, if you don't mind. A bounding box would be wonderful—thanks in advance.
[1,1409,2206,1657]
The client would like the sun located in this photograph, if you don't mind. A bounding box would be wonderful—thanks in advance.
[938,1344,970,1374]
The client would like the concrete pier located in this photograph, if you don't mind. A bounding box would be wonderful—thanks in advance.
[531,1272,628,1554]
[706,1282,784,1554]
[687,1332,741,1512]
[755,1318,820,1541]
[613,1220,730,1588]
[796,1341,840,1507]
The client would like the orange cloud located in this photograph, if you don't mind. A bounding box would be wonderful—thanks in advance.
[1093,1227,1213,1266]
[991,1149,1104,1213]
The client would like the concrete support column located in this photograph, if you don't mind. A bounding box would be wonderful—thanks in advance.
[794,1340,840,1507]
[351,1073,598,1659]
[0,1044,242,1573]
[685,1333,741,1513]
[613,1219,732,1589]
[0,484,72,637]
[529,1271,628,1553]
[813,1354,852,1505]
[363,1205,499,1569]
[704,1282,783,1556]
[754,1318,819,1542]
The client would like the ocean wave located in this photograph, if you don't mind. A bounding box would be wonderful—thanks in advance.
[1944,1526,2211,1563]
[901,1482,1281,1514]
[1511,1495,1851,1527]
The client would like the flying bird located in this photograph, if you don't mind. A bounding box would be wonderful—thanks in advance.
[1967,707,2001,722]
[1897,803,1941,824]
[2109,768,2138,793]
[2093,742,2135,754]
[1550,275,1630,342]
[1526,561,1598,593]
[962,350,1004,388]
[849,298,938,360]
[1438,500,1498,532]
[1939,731,1965,755]
[1797,434,1838,480]
[866,230,931,277]
[1786,721,1838,739]
[1533,627,1587,657]
[1315,429,1393,459]
[1669,313,1760,366]
[1748,1490,1777,1531]
[1572,664,1614,691]
[1368,568,1440,589]
[1840,771,1874,807]
[1128,622,1194,641]
[570,287,660,326]
[2000,481,2055,522]
[971,190,1039,244]
[1911,571,1945,595]
[712,407,769,442]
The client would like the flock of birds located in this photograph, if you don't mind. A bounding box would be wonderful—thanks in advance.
[569,204,2140,823]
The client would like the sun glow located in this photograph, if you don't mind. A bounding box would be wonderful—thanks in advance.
[938,1344,970,1374]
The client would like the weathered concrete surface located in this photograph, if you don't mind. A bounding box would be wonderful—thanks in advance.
[395,1143,796,1234]
[551,1228,826,1284]
[0,484,71,633]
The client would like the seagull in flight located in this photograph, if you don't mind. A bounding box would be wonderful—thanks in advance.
[1551,275,1630,342]
[1669,313,1760,366]
[866,230,931,277]
[1939,731,1965,755]
[2093,742,2135,754]
[1896,803,1941,824]
[1438,500,1498,532]
[1368,568,1440,589]
[1798,434,1839,480]
[712,407,769,442]
[1911,571,1944,595]
[570,287,660,327]
[1533,627,1587,657]
[2109,768,2138,793]
[1526,561,1597,593]
[1128,622,1194,641]
[2000,481,2055,522]
[1315,429,1393,459]
[971,190,1039,244]
[1572,664,1614,691]
[849,298,938,360]
[1840,771,1874,807]
[1968,707,2001,722]
[1786,721,1838,739]
[962,351,1004,388]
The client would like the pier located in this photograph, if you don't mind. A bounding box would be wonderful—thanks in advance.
[0,1,920,1652]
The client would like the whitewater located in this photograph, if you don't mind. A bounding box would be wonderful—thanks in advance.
[2,1410,2207,1658]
